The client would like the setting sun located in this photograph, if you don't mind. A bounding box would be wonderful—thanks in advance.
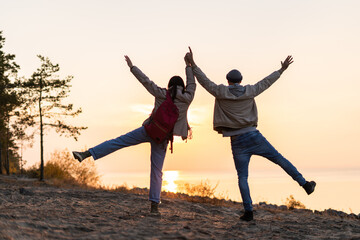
[163,170,179,193]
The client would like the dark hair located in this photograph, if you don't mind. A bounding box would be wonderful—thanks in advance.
[168,76,185,101]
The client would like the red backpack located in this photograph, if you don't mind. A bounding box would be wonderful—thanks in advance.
[145,91,179,153]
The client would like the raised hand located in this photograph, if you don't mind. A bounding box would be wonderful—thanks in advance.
[186,46,196,67]
[184,53,191,66]
[124,55,133,68]
[280,55,294,72]
[188,47,196,66]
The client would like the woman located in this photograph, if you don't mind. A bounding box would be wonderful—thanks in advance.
[72,53,196,214]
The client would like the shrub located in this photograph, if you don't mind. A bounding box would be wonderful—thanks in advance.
[44,161,75,182]
[22,165,41,178]
[285,195,306,209]
[23,149,100,187]
[48,149,100,186]
[178,180,219,198]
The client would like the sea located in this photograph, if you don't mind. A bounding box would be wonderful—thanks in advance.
[100,169,360,214]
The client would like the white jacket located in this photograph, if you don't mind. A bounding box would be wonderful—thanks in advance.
[131,66,196,138]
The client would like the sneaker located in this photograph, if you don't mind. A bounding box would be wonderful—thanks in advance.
[150,201,160,214]
[303,181,316,195]
[72,151,89,163]
[240,211,253,222]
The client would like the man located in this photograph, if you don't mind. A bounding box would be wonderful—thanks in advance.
[185,48,315,221]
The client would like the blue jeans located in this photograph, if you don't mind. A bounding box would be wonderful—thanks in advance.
[231,130,306,211]
[89,126,168,203]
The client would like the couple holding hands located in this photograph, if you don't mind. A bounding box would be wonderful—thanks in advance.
[73,48,315,222]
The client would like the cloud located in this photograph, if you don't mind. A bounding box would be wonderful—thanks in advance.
[187,106,209,127]
[130,104,153,116]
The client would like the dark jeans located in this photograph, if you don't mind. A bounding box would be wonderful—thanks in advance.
[231,130,306,211]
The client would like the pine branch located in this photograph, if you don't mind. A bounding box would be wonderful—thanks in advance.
[45,120,88,141]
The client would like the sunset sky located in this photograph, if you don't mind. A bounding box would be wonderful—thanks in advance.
[2,0,360,179]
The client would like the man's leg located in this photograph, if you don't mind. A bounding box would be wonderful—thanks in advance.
[89,126,150,160]
[231,134,253,215]
[148,139,168,209]
[253,131,306,186]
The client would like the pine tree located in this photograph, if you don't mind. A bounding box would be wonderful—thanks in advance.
[0,31,21,175]
[21,55,87,180]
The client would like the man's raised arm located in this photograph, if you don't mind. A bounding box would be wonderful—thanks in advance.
[250,55,294,97]
[185,47,224,97]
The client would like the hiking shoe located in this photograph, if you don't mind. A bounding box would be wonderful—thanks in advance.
[72,151,90,163]
[240,211,253,222]
[303,181,316,195]
[150,201,160,214]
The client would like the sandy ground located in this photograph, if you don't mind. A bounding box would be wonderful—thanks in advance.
[0,175,359,240]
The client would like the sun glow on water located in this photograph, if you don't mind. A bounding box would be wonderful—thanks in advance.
[163,171,179,193]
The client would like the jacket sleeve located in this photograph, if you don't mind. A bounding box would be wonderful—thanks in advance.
[130,66,166,98]
[183,66,196,103]
[192,66,225,98]
[247,71,281,97]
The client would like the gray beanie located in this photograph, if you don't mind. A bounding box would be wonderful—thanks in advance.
[226,69,243,83]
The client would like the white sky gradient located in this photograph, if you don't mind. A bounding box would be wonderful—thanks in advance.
[1,0,360,176]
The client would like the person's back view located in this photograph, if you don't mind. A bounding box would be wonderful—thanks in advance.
[73,53,196,214]
[185,48,315,221]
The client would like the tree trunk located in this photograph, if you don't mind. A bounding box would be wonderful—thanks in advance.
[0,141,2,174]
[39,79,44,181]
[40,112,44,181]
[5,144,9,175]
[5,120,10,175]
[20,144,23,175]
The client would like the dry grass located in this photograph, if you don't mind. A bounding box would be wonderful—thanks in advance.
[22,149,100,187]
[99,180,235,207]
[285,195,306,209]
[177,180,219,198]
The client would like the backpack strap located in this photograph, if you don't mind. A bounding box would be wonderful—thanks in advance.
[167,90,175,154]
[169,134,174,154]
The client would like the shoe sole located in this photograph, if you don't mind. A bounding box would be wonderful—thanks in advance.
[72,152,83,163]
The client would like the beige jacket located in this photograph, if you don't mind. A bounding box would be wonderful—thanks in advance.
[131,66,196,139]
[192,66,281,133]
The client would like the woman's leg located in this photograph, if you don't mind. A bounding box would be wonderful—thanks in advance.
[148,140,168,203]
[89,126,150,160]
